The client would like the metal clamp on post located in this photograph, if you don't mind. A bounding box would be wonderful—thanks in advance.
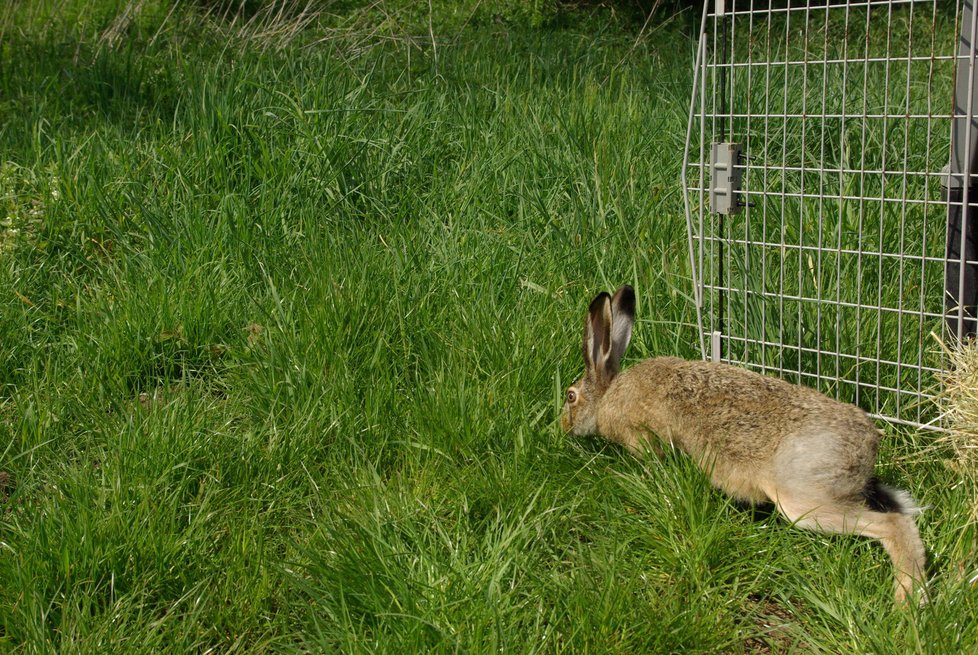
[710,142,744,215]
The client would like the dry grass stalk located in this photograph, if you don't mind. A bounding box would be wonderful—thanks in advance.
[938,336,978,473]
[935,336,978,585]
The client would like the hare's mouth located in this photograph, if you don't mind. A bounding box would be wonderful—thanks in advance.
[564,411,597,438]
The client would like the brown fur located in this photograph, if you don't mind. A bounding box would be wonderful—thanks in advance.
[561,286,927,605]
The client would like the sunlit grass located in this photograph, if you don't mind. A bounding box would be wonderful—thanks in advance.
[0,2,975,653]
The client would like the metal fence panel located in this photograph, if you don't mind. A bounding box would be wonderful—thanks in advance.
[683,0,978,429]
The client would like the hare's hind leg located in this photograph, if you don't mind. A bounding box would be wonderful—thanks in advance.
[772,490,926,605]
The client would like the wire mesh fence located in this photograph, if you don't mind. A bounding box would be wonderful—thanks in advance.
[682,0,978,429]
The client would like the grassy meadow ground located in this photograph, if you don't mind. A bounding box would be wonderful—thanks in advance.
[1,1,977,652]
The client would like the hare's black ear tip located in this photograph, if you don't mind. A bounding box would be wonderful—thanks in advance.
[588,291,612,313]
[615,285,636,312]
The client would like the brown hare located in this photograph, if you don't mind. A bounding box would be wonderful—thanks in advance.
[560,285,927,605]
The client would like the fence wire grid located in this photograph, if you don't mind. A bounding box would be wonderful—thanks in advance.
[682,0,978,430]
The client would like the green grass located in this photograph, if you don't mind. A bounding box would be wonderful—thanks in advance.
[1,2,977,652]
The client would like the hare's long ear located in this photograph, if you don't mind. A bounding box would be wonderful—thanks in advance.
[609,285,636,371]
[582,292,614,385]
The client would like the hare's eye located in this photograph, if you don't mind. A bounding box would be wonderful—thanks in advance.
[566,389,578,404]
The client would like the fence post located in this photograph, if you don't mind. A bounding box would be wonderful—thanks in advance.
[946,0,978,340]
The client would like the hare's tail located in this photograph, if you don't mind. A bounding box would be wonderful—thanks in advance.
[863,477,923,515]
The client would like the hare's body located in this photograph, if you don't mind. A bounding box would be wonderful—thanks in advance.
[598,357,878,505]
[561,287,927,604]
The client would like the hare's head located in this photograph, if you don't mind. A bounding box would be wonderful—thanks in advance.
[561,286,635,436]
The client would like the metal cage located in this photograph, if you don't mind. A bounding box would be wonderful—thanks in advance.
[683,0,978,430]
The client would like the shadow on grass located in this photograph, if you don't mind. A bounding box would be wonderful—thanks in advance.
[0,35,181,154]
